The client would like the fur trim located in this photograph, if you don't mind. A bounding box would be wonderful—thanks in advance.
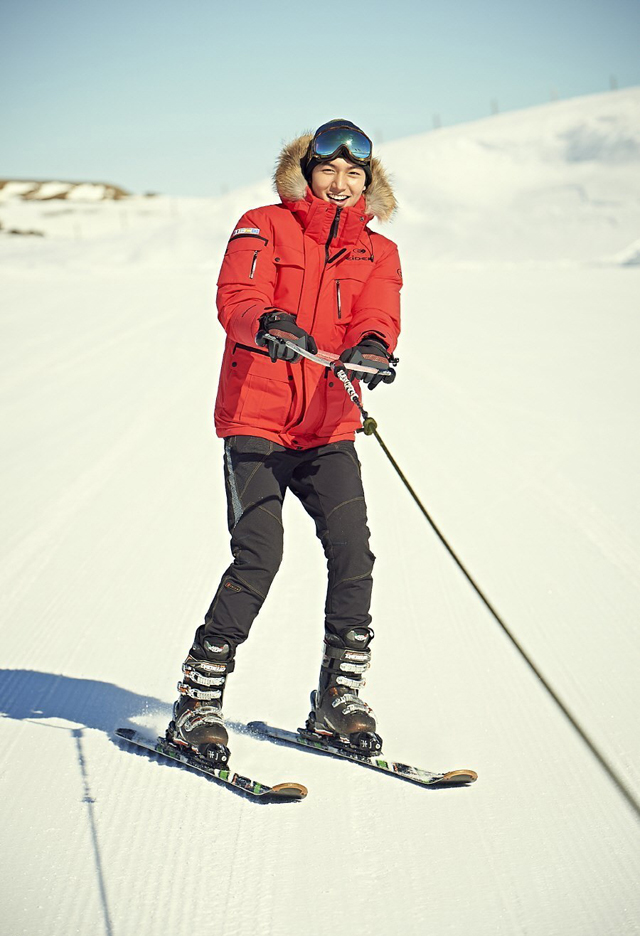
[273,133,398,223]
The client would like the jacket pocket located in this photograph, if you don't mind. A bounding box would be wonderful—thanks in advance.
[273,246,305,314]
[229,345,293,428]
[218,235,269,287]
[323,369,362,433]
[331,270,369,323]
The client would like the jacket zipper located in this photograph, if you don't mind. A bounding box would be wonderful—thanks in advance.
[329,206,342,240]
[292,205,343,434]
[249,250,258,279]
[229,233,268,245]
[233,341,270,357]
[336,280,342,319]
[325,207,342,262]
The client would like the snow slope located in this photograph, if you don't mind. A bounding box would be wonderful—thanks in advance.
[1,89,639,936]
[385,86,640,263]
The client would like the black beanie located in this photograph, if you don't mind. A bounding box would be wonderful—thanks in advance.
[302,119,373,187]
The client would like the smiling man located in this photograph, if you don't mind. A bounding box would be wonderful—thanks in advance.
[167,119,402,764]
[312,157,366,206]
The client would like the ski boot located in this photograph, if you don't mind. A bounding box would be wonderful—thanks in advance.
[167,637,235,766]
[305,627,383,755]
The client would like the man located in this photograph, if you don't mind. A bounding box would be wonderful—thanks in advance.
[168,119,402,762]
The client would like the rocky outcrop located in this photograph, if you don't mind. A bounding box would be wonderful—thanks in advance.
[0,180,131,201]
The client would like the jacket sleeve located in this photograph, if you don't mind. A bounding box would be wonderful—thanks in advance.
[343,240,402,352]
[216,212,277,346]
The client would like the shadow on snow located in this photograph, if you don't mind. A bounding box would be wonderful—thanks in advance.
[0,668,170,736]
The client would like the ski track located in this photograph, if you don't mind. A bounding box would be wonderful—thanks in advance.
[2,93,640,932]
[1,263,639,936]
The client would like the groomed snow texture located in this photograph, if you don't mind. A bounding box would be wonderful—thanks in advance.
[1,88,639,936]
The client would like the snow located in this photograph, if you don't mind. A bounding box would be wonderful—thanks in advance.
[1,88,639,936]
[31,181,74,200]
[613,236,640,266]
[0,181,39,200]
[66,183,110,201]
[0,181,125,204]
[384,87,640,264]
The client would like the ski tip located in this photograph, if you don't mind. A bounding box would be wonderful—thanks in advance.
[440,769,478,784]
[115,728,136,740]
[270,782,308,800]
[246,720,267,733]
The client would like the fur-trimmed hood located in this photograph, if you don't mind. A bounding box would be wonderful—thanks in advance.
[273,133,397,223]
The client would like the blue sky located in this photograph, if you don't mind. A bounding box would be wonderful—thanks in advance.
[2,0,638,196]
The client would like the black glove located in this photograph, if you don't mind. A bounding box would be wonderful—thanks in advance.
[255,311,318,363]
[340,337,397,390]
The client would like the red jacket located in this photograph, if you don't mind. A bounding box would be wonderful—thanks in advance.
[214,139,402,450]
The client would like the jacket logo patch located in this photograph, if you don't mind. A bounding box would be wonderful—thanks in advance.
[232,227,260,237]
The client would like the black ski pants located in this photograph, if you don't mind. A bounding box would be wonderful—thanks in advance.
[198,435,375,652]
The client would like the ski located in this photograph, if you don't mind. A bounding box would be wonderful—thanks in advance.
[115,728,308,802]
[245,721,477,789]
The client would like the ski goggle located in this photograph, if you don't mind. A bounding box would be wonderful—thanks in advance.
[311,125,373,165]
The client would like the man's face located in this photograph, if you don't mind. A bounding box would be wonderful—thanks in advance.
[311,157,367,209]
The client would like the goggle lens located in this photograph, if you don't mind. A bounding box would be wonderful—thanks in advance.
[313,127,372,163]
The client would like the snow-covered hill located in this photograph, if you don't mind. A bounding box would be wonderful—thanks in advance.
[1,87,638,268]
[1,89,639,936]
[386,86,640,263]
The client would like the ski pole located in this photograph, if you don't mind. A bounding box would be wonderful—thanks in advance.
[262,335,393,379]
[266,335,640,821]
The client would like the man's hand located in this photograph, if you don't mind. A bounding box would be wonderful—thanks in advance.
[256,311,318,363]
[340,337,396,389]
